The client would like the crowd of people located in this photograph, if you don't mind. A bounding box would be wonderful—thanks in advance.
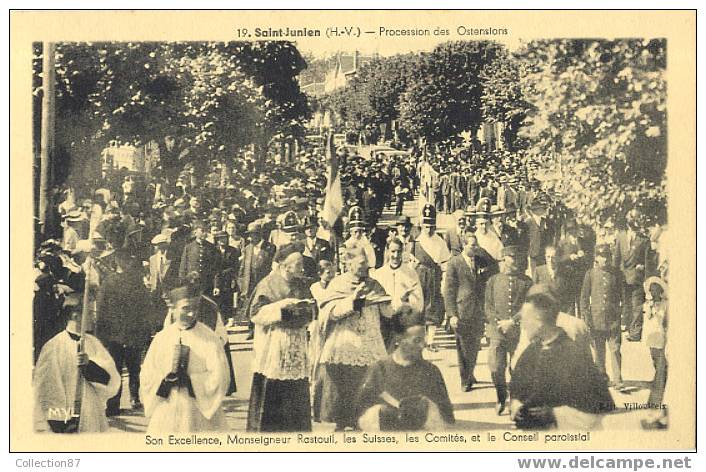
[32,137,670,434]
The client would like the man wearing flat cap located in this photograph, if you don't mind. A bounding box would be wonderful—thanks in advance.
[484,245,533,415]
[148,233,175,300]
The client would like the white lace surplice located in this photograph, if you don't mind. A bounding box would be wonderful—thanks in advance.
[251,298,309,381]
[319,295,389,367]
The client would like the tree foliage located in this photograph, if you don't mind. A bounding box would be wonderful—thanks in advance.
[517,39,667,228]
[33,41,311,182]
[398,41,504,142]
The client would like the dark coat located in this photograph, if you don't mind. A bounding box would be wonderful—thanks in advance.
[178,239,221,295]
[580,267,624,332]
[96,271,154,347]
[613,231,649,285]
[533,264,574,312]
[510,331,614,420]
[443,255,486,331]
[302,237,333,279]
[238,241,276,298]
[484,271,533,340]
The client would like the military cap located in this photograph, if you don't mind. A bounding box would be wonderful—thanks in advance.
[281,211,301,233]
[421,203,437,226]
[475,197,492,222]
[348,206,366,230]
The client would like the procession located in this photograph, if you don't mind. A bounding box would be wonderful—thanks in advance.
[30,38,671,436]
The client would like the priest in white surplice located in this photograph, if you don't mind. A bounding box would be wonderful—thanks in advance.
[371,237,424,350]
[140,286,229,432]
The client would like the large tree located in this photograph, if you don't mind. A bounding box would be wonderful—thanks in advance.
[398,41,504,143]
[33,41,311,185]
[518,39,667,229]
[479,48,531,150]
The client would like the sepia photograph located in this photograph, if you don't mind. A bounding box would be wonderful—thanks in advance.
[9,9,696,453]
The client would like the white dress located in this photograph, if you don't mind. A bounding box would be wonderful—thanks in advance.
[140,322,229,433]
[34,331,121,433]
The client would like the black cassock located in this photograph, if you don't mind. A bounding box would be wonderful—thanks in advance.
[510,330,615,428]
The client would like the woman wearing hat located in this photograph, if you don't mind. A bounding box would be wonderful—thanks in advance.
[641,276,668,430]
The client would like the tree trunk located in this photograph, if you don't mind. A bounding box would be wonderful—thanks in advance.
[38,42,56,238]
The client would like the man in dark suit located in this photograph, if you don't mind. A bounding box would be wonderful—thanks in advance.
[444,210,466,256]
[238,221,276,339]
[557,227,591,316]
[96,248,154,414]
[178,220,221,297]
[213,230,240,322]
[301,215,333,279]
[524,201,553,279]
[444,230,496,391]
[534,245,575,314]
[613,213,649,341]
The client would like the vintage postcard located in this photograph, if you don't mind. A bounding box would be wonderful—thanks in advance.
[9,10,696,452]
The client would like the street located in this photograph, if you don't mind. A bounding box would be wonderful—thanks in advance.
[108,193,657,433]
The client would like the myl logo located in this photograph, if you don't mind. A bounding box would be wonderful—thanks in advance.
[47,406,75,421]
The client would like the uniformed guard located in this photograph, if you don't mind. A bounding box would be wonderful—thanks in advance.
[280,210,303,248]
[178,219,221,297]
[580,244,625,390]
[413,203,451,351]
[344,205,377,269]
[484,245,533,414]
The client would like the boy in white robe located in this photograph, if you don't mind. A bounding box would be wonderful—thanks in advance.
[34,294,121,433]
[140,286,229,432]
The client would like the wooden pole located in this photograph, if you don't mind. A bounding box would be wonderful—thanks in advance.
[38,42,56,236]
